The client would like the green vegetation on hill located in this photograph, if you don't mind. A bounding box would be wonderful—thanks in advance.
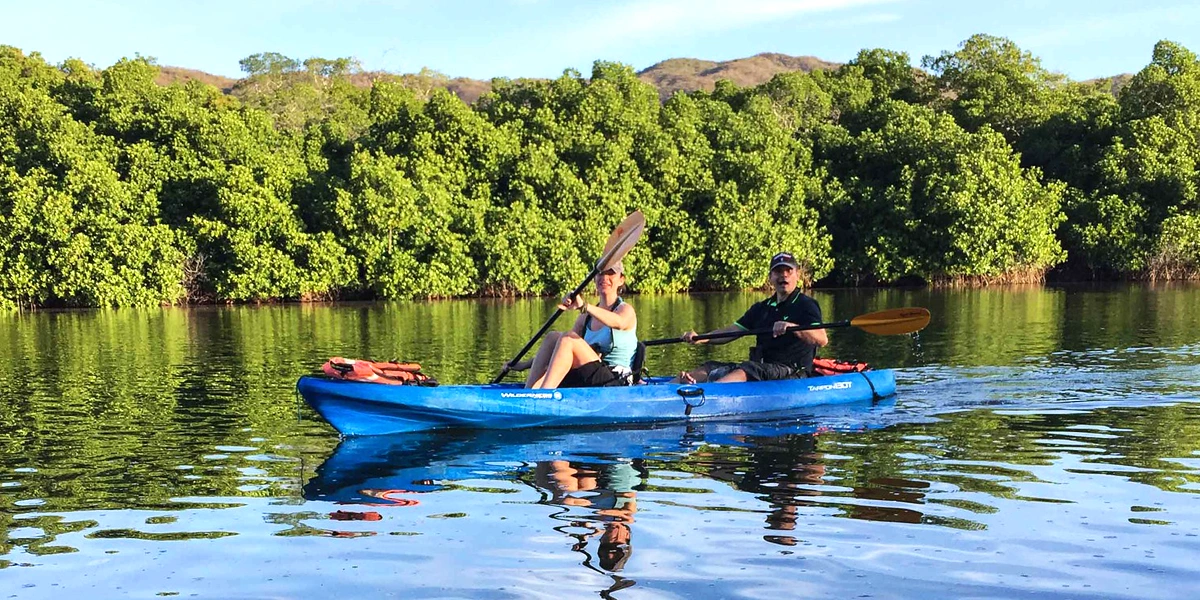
[156,51,842,105]
[2,35,1200,309]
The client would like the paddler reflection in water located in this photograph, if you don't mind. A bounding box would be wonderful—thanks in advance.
[704,432,829,546]
[750,434,827,544]
[505,261,638,389]
[536,459,647,573]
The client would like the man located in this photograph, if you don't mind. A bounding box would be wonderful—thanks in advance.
[675,252,827,383]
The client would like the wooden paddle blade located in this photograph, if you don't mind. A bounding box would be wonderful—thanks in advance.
[596,211,645,272]
[848,307,930,335]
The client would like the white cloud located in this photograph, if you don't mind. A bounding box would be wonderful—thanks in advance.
[561,0,901,49]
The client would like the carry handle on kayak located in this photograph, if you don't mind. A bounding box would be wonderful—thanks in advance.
[642,307,931,347]
[677,385,706,416]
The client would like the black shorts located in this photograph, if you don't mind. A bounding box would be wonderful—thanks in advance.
[560,360,629,388]
[701,360,806,382]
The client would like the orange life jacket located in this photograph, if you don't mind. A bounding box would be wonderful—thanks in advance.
[810,357,870,376]
[321,357,437,386]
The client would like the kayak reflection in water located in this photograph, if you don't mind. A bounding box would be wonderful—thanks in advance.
[505,262,639,389]
[535,458,648,574]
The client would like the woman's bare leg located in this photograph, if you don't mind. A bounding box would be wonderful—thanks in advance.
[524,331,563,388]
[533,334,602,389]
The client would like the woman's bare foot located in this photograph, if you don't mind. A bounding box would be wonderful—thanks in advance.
[676,371,696,384]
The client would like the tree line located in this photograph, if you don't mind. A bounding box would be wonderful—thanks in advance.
[2,34,1199,308]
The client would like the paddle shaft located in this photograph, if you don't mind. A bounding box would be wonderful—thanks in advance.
[643,320,850,347]
[490,271,598,384]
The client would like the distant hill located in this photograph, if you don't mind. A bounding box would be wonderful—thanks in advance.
[637,52,841,101]
[156,66,238,92]
[445,77,493,104]
[1082,73,1135,96]
[153,53,1127,105]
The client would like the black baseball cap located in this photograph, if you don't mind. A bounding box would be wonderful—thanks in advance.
[769,252,799,271]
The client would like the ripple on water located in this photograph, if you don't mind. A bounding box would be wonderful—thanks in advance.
[5,295,1200,598]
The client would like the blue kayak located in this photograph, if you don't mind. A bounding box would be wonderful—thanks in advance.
[297,370,897,436]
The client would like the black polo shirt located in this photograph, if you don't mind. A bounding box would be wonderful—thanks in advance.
[733,290,823,370]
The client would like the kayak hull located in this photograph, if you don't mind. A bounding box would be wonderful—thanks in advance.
[298,370,897,436]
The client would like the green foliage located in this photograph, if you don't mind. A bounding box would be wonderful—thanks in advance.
[753,71,835,133]
[1020,85,1120,183]
[847,48,933,106]
[1013,40,1200,277]
[239,52,301,77]
[481,64,725,292]
[1055,38,1200,276]
[0,59,185,308]
[358,83,513,297]
[7,36,1200,309]
[814,101,1066,283]
[1060,190,1147,275]
[0,45,65,90]
[233,52,370,135]
[1118,41,1200,126]
[686,90,833,287]
[1150,212,1200,279]
[923,34,1067,142]
[812,65,874,124]
[187,164,354,302]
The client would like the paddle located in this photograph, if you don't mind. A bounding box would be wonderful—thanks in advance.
[642,307,931,347]
[491,210,647,383]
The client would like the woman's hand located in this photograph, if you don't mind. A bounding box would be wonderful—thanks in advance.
[681,330,701,344]
[558,294,587,312]
[504,359,531,372]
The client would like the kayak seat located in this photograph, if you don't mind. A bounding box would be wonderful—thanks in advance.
[631,342,648,384]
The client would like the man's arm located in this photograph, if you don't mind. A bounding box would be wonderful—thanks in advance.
[793,298,827,347]
[797,326,828,347]
[683,323,746,345]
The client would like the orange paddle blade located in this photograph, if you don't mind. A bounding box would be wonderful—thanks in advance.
[848,307,931,335]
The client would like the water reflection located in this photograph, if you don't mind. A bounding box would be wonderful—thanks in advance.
[300,403,897,594]
[3,402,1199,597]
[715,433,934,533]
[537,459,643,598]
[287,397,1200,596]
[6,287,1200,597]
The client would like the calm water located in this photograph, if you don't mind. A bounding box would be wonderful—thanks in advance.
[2,285,1200,599]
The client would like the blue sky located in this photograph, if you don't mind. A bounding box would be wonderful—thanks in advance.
[3,0,1199,81]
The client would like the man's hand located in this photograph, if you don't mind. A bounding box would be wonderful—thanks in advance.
[772,321,793,337]
[681,330,700,344]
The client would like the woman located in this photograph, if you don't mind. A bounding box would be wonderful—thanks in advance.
[506,261,637,389]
